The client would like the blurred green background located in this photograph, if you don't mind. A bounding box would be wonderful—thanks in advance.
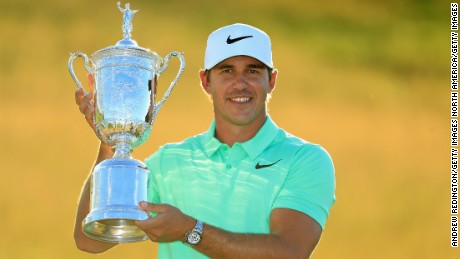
[0,0,449,258]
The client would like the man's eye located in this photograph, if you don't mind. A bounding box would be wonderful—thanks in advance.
[248,69,259,74]
[222,69,232,73]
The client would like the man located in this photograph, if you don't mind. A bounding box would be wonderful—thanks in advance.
[74,23,336,258]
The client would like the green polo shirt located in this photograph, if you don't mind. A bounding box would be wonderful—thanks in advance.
[145,116,335,259]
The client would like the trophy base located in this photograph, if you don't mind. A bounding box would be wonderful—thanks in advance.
[83,207,149,243]
[83,158,150,243]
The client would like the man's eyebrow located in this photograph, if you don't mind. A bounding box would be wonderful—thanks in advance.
[215,64,233,70]
[247,64,265,69]
[215,63,264,70]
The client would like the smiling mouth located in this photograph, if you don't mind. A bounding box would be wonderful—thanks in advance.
[229,97,251,103]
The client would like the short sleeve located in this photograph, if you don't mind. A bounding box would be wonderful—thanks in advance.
[272,144,336,229]
[145,149,162,204]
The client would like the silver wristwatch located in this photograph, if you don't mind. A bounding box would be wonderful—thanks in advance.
[185,220,203,246]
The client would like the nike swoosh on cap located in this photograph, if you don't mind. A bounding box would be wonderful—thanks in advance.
[226,35,253,44]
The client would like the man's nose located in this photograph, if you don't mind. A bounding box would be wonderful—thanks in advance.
[232,72,249,89]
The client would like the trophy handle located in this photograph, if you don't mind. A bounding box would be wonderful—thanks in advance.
[154,51,185,113]
[68,52,95,94]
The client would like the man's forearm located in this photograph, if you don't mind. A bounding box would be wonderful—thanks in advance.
[194,224,310,259]
[136,204,321,258]
[73,142,116,253]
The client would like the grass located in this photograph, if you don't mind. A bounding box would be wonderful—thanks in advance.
[0,0,449,258]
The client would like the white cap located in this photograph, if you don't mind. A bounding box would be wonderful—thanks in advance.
[204,23,273,70]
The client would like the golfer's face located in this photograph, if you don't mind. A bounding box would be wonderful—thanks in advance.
[205,56,275,127]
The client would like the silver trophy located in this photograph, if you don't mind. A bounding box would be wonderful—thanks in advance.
[68,2,185,243]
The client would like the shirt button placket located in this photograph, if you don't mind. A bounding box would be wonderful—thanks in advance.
[222,145,231,170]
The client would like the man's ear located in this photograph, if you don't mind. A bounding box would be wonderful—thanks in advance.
[199,70,211,94]
[268,69,278,93]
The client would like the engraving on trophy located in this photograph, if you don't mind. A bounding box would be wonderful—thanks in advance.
[68,2,185,243]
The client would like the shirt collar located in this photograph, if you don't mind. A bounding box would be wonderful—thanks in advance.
[201,116,280,160]
[202,120,221,157]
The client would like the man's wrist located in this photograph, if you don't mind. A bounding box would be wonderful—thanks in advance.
[184,219,203,246]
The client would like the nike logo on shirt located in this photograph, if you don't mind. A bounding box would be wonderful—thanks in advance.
[255,159,282,169]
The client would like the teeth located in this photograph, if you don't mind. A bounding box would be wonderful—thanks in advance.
[231,97,250,102]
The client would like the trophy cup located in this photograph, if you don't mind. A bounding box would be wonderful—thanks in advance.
[68,2,185,243]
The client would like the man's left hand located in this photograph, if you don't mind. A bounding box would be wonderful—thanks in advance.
[135,202,196,243]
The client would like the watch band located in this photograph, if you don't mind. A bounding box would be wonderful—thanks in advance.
[185,220,203,245]
[194,220,203,234]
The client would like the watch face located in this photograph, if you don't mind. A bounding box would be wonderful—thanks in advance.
[187,231,201,245]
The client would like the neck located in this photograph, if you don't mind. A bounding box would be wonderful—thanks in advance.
[214,116,267,147]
